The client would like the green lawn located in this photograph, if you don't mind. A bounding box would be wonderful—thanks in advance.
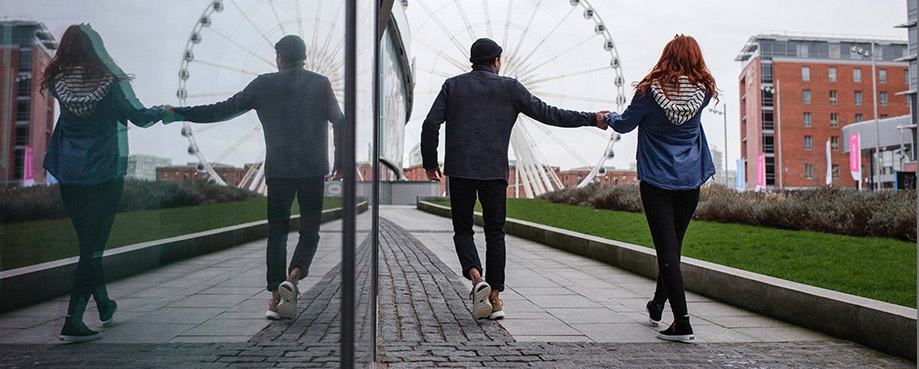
[431,199,917,308]
[0,197,342,272]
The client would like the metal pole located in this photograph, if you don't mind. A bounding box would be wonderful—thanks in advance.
[776,79,783,189]
[341,0,357,367]
[871,41,880,191]
[371,0,381,362]
[723,103,729,185]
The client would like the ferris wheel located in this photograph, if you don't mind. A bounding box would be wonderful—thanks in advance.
[405,0,626,197]
[175,0,349,193]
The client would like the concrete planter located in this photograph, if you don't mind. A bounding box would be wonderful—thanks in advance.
[0,202,368,313]
[417,200,917,361]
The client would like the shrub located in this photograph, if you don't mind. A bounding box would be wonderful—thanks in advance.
[0,179,259,224]
[540,184,917,242]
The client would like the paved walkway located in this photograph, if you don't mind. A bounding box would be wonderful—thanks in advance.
[0,206,913,368]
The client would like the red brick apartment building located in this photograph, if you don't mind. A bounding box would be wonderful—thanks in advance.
[0,20,57,185]
[558,167,638,188]
[736,33,909,189]
[156,163,248,187]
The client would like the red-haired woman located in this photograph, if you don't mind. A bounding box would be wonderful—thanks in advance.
[41,24,163,342]
[604,34,717,342]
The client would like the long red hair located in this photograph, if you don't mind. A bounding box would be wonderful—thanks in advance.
[635,34,718,101]
[41,25,126,91]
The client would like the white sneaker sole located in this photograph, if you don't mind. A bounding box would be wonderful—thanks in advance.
[471,282,492,320]
[278,282,298,320]
[488,310,505,320]
[648,318,660,327]
[265,309,281,320]
[656,333,695,342]
[59,333,101,343]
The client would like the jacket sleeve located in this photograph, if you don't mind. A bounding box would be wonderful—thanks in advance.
[420,83,448,170]
[327,79,345,172]
[172,77,260,123]
[606,91,650,134]
[114,79,163,128]
[514,81,593,128]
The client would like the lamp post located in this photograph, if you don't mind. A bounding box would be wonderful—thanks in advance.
[708,104,729,186]
[851,42,880,191]
[762,81,783,189]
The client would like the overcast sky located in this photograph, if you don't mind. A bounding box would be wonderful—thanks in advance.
[2,0,910,173]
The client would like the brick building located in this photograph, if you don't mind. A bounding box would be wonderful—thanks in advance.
[558,167,638,188]
[735,33,909,189]
[156,163,248,187]
[0,20,57,185]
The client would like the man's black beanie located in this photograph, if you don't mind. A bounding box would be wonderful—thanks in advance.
[469,38,502,65]
[275,35,306,62]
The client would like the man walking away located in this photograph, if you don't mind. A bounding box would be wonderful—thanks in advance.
[421,38,609,321]
[166,35,344,321]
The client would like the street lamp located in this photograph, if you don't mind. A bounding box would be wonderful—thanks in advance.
[708,104,729,186]
[851,42,880,191]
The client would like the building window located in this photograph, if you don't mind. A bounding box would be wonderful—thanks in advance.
[905,69,910,85]
[829,44,841,59]
[830,113,838,127]
[832,164,839,179]
[16,100,29,121]
[881,114,888,119]
[17,79,30,97]
[802,89,811,104]
[879,69,887,84]
[801,66,810,81]
[805,164,813,179]
[855,114,863,122]
[796,43,809,58]
[831,136,839,151]
[853,68,862,83]
[761,63,773,84]
[804,135,813,151]
[803,112,812,127]
[854,91,862,106]
[879,92,887,106]
[828,67,837,82]
[827,90,837,105]
[15,126,29,145]
[18,50,32,73]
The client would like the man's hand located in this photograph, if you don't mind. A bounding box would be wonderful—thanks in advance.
[596,110,611,130]
[426,167,443,182]
[330,168,344,181]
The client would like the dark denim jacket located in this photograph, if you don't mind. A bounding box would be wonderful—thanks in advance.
[606,90,716,190]
[421,66,594,181]
[43,80,162,185]
[172,64,344,178]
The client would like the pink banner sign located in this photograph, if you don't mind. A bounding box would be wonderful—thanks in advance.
[23,146,34,186]
[849,133,860,182]
[755,153,765,191]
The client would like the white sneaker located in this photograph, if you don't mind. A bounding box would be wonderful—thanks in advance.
[278,281,298,319]
[470,281,492,319]
[488,298,505,320]
[265,298,281,320]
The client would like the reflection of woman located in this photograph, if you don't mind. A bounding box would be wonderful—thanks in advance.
[41,24,163,343]
[604,34,717,342]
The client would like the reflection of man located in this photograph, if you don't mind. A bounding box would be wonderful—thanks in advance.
[421,38,609,321]
[166,35,344,320]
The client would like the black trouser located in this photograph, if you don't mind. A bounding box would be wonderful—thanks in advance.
[449,176,508,292]
[639,181,700,319]
[59,177,123,322]
[265,176,325,291]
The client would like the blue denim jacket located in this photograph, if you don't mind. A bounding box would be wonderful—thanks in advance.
[43,80,162,185]
[605,90,716,190]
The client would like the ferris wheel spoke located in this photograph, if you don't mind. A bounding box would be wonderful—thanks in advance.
[414,38,468,73]
[453,0,476,43]
[482,0,493,38]
[419,68,456,80]
[512,6,576,74]
[501,0,513,46]
[520,115,591,167]
[293,0,304,39]
[504,0,543,72]
[417,1,470,59]
[310,0,323,51]
[187,91,240,99]
[211,125,262,164]
[228,0,275,49]
[527,35,597,75]
[267,0,287,34]
[207,27,276,68]
[522,66,609,86]
[530,90,614,105]
[190,122,229,135]
[317,1,344,69]
[191,59,260,76]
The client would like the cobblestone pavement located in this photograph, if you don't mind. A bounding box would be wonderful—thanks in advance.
[0,214,914,368]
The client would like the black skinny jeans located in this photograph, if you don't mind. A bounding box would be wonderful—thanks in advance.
[639,181,700,319]
[449,177,508,292]
[265,177,325,291]
[60,178,123,322]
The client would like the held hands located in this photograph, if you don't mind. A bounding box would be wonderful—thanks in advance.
[595,110,611,130]
[157,104,178,124]
[426,167,443,182]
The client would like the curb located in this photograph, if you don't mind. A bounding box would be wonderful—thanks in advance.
[0,202,368,313]
[417,200,917,361]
